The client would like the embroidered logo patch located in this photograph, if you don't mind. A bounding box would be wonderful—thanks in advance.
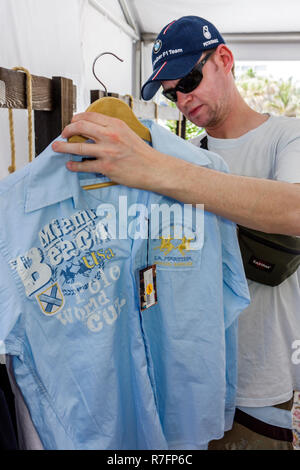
[153,39,162,54]
[36,282,64,316]
[149,203,204,270]
[203,25,211,40]
[249,256,275,272]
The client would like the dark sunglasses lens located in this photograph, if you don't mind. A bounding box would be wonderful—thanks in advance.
[177,69,203,94]
[162,67,204,102]
[162,89,177,102]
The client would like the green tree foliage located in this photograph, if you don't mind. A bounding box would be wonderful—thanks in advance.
[236,69,300,117]
[165,68,300,139]
[166,117,204,140]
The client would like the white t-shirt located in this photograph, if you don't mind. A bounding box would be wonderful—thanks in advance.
[191,115,300,407]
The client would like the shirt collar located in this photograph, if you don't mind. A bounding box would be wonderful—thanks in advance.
[25,137,110,213]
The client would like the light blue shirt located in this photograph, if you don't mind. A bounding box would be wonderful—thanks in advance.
[0,121,250,449]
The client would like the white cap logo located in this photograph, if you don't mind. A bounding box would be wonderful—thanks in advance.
[203,26,211,40]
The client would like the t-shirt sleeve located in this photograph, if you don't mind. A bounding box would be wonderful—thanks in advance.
[274,121,300,183]
[218,217,251,329]
[0,249,22,352]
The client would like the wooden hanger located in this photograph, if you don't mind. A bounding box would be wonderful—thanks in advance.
[68,53,151,190]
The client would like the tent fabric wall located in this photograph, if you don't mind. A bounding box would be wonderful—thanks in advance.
[81,1,134,99]
[0,0,134,179]
[227,40,300,61]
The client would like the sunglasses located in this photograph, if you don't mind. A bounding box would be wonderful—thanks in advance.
[162,50,214,102]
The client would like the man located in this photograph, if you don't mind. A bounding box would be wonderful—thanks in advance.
[53,16,300,449]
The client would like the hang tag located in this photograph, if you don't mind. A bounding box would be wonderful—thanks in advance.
[139,265,157,311]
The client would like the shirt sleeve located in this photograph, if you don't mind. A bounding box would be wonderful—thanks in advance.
[218,217,251,329]
[0,248,22,350]
[274,120,300,183]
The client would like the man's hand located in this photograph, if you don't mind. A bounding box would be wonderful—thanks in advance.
[52,112,168,190]
[52,112,300,235]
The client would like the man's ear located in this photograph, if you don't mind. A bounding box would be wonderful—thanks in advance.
[215,44,234,75]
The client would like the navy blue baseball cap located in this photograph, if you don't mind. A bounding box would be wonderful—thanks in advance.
[141,16,225,101]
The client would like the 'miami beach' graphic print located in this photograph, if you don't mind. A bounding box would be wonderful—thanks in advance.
[10,209,126,332]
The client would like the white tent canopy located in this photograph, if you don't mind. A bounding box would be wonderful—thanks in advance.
[128,0,300,93]
[131,0,300,34]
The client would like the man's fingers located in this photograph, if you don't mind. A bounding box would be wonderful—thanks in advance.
[66,159,106,174]
[52,140,103,158]
[61,120,111,142]
[72,112,115,127]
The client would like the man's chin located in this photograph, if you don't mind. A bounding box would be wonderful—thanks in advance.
[189,115,211,129]
[187,107,213,128]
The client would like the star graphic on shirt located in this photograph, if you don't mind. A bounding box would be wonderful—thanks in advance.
[155,236,175,255]
[176,237,193,256]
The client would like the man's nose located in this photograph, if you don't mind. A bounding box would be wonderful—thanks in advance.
[176,90,193,107]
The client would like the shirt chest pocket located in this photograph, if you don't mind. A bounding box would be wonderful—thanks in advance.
[148,199,204,271]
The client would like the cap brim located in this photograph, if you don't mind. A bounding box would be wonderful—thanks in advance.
[141,52,202,101]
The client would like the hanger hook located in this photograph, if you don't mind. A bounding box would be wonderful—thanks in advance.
[92,52,124,96]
